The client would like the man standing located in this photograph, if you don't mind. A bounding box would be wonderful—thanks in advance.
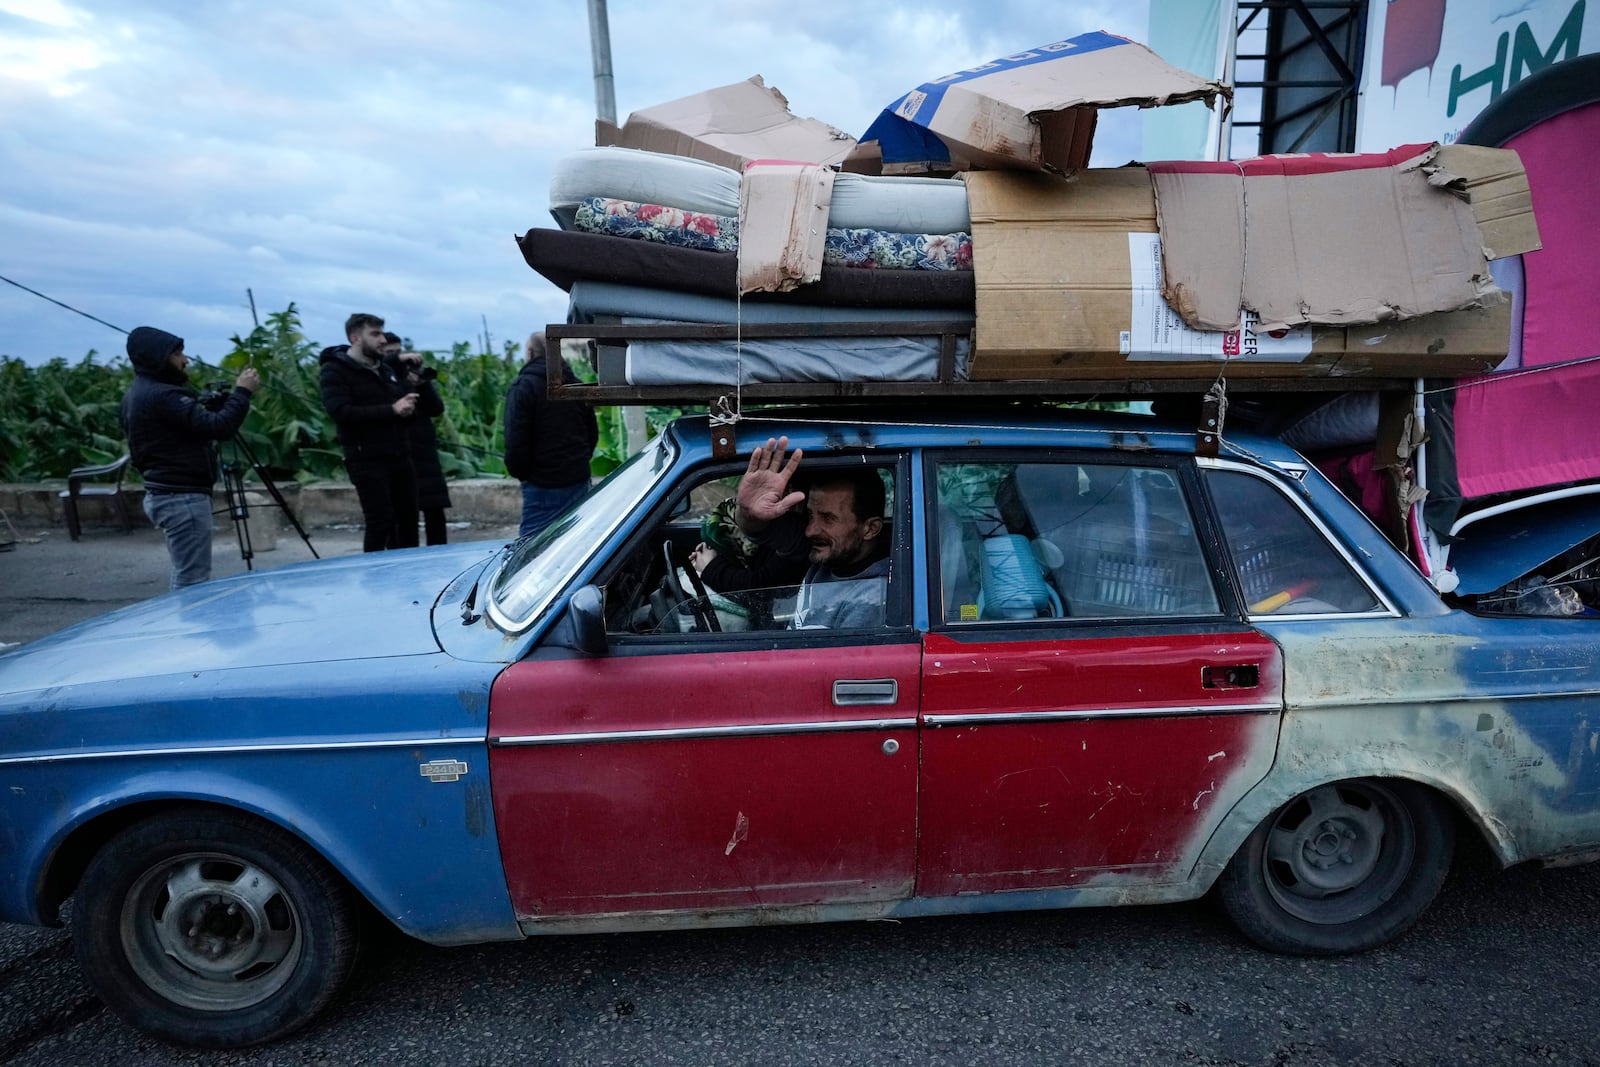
[502,332,598,538]
[319,313,440,552]
[381,332,452,546]
[119,325,259,589]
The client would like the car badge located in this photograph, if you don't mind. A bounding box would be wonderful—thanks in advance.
[418,759,468,783]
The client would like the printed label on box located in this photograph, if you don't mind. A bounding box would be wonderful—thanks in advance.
[1127,233,1311,362]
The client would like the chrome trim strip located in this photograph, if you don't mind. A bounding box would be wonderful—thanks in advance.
[923,702,1279,726]
[492,717,917,747]
[1290,688,1600,711]
[0,736,482,768]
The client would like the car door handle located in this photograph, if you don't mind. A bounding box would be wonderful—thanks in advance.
[1202,664,1260,689]
[833,679,899,706]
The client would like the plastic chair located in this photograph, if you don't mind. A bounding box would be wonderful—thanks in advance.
[59,454,133,540]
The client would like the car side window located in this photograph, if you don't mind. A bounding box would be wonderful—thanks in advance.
[1204,468,1384,616]
[603,464,899,636]
[935,461,1221,623]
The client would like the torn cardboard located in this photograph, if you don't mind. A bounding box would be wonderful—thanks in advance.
[738,162,834,294]
[596,76,856,171]
[859,31,1226,176]
[1149,144,1541,333]
[1422,144,1543,260]
[964,167,1512,382]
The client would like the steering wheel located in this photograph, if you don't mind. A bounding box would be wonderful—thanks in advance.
[662,540,721,633]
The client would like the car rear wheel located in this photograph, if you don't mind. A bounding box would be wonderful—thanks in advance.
[73,811,360,1047]
[1218,779,1454,955]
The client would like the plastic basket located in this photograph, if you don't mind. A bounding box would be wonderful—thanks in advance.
[1056,523,1214,616]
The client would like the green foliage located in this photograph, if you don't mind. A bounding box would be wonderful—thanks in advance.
[0,350,131,481]
[215,305,336,482]
[0,305,698,484]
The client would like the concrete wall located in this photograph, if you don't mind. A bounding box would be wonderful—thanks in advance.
[0,478,523,533]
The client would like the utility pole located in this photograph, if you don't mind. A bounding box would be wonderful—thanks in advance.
[587,0,617,125]
[587,0,647,454]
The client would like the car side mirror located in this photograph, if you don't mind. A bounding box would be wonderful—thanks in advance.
[567,585,608,656]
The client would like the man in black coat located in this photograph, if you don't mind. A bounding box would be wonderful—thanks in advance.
[119,325,259,589]
[319,313,441,552]
[381,332,452,546]
[502,332,598,537]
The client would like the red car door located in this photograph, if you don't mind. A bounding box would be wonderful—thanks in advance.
[489,452,918,921]
[490,641,920,920]
[919,629,1282,895]
[919,456,1284,896]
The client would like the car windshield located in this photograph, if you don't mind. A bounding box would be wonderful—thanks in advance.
[487,435,675,631]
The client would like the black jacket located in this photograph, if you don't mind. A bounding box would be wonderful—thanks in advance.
[120,327,252,494]
[502,356,598,487]
[382,354,452,510]
[319,346,443,461]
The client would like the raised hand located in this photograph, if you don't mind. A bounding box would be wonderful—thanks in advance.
[735,436,805,532]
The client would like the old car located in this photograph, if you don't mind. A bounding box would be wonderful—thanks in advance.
[3,407,1598,1047]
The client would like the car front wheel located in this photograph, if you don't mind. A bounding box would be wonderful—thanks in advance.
[72,810,360,1047]
[1218,779,1454,955]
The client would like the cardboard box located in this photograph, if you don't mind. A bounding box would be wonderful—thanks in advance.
[595,76,856,171]
[858,31,1225,176]
[1426,144,1543,260]
[964,167,1512,382]
[1148,145,1541,332]
[738,162,834,294]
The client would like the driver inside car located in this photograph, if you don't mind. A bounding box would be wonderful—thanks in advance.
[691,437,890,629]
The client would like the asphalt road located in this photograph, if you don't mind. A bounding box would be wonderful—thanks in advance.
[2,521,1598,1065]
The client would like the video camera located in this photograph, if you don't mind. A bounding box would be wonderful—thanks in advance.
[197,381,234,412]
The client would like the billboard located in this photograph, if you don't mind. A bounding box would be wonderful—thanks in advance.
[1357,0,1597,149]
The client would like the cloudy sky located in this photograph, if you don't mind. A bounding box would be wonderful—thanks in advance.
[1,0,1156,366]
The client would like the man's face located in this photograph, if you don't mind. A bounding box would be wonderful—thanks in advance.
[350,323,387,357]
[167,346,189,377]
[381,341,402,360]
[803,483,881,568]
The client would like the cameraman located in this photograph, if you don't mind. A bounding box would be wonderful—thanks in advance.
[381,332,452,546]
[119,325,259,590]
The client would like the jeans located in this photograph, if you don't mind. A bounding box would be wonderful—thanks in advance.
[143,491,215,590]
[346,455,419,552]
[519,480,589,538]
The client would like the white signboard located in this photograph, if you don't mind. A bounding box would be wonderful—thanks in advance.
[1357,0,1598,150]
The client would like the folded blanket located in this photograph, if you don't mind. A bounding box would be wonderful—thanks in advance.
[824,227,973,271]
[573,197,738,253]
[573,197,973,271]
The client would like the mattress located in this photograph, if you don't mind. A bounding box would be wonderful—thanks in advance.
[550,147,740,229]
[519,228,975,308]
[570,197,973,270]
[549,146,971,233]
[618,330,970,386]
[568,279,974,325]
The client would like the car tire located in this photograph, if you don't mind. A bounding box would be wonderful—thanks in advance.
[72,810,360,1047]
[1218,779,1454,955]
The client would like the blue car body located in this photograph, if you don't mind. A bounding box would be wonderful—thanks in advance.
[3,410,1599,955]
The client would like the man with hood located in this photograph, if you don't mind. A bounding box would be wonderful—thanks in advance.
[502,331,598,538]
[319,313,441,552]
[119,325,259,589]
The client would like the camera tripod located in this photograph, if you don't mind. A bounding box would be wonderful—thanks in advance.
[217,436,319,568]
